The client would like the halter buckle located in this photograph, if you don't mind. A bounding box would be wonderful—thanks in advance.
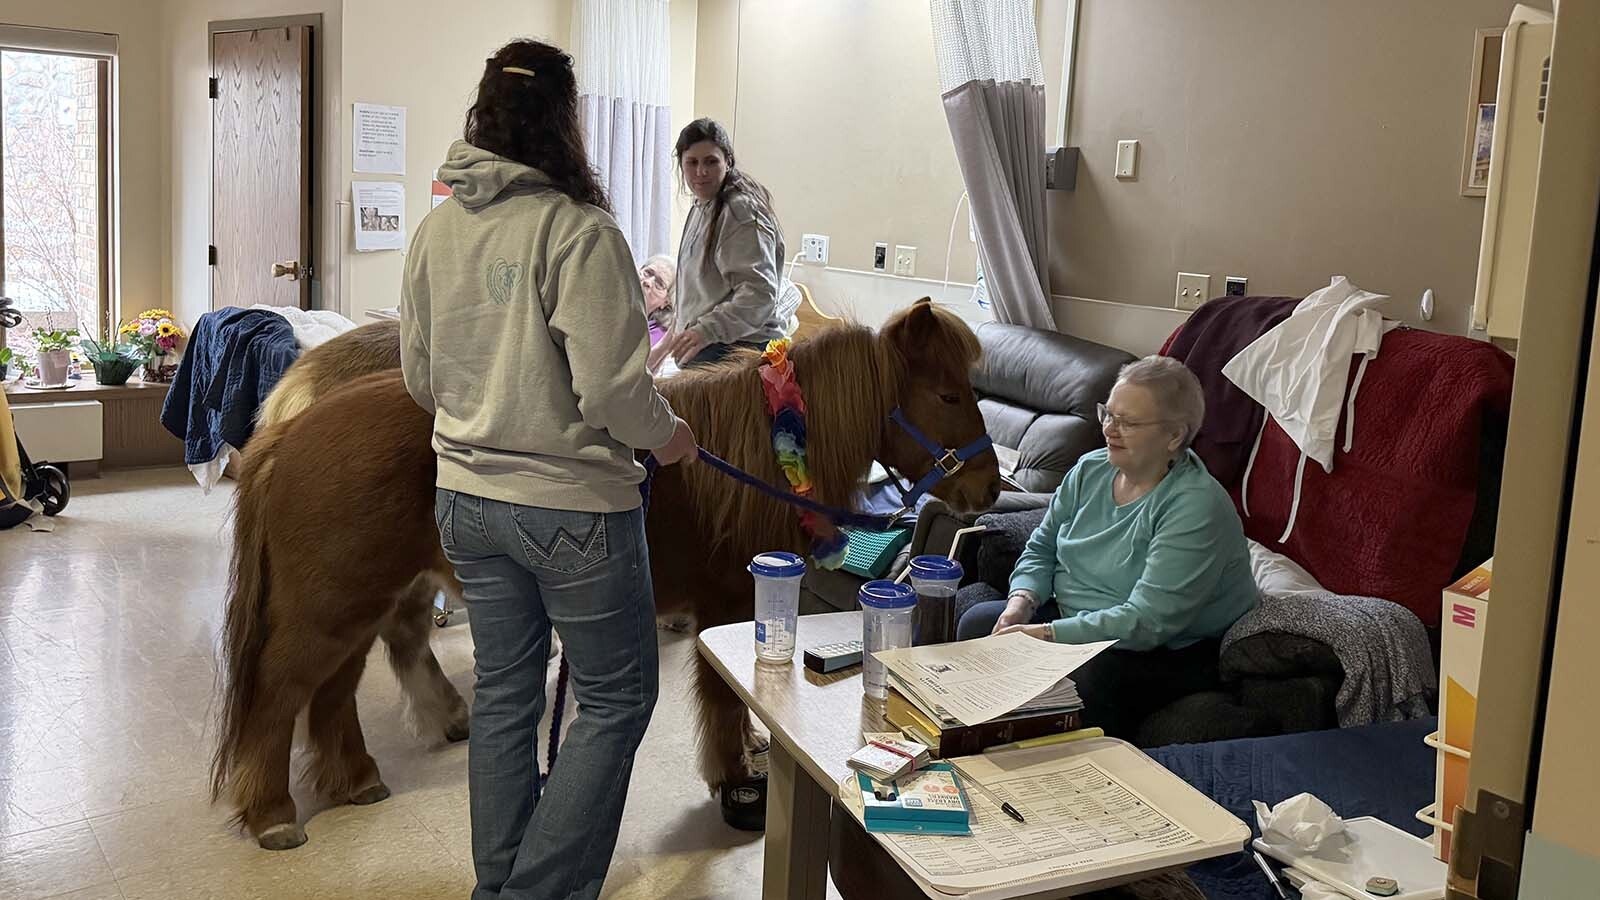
[935,450,965,477]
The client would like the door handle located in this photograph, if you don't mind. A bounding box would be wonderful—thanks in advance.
[271,260,302,281]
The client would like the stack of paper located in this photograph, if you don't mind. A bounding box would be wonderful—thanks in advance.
[875,631,1114,727]
[848,733,932,781]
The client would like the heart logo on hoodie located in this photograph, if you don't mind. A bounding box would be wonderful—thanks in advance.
[486,257,524,305]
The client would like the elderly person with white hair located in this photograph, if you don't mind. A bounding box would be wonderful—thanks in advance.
[956,356,1258,738]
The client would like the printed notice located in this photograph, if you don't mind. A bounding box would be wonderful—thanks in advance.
[353,102,406,175]
[353,181,404,252]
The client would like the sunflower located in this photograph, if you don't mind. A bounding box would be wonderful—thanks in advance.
[157,322,178,338]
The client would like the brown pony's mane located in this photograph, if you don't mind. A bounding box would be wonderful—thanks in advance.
[656,302,981,564]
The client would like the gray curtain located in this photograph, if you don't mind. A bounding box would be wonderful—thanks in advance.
[574,0,673,264]
[931,0,1055,330]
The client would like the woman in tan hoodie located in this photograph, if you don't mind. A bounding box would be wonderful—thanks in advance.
[400,40,696,900]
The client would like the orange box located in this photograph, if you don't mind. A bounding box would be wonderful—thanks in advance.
[1428,559,1492,862]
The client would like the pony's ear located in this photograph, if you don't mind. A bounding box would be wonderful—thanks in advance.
[882,298,941,359]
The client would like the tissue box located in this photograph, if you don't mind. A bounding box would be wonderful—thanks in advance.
[1430,559,1492,862]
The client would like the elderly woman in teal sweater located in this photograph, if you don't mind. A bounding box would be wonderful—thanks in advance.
[956,356,1259,739]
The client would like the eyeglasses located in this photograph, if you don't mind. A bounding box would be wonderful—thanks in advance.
[640,268,667,291]
[1096,402,1168,432]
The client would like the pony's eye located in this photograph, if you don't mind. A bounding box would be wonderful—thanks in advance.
[940,393,961,405]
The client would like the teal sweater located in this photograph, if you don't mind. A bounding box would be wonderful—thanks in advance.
[1010,449,1258,650]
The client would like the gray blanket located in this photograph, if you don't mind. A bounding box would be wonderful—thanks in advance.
[1223,591,1436,727]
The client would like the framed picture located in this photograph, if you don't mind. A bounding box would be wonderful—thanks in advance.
[1461,27,1504,197]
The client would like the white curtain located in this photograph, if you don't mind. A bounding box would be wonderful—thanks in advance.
[573,0,673,263]
[930,0,1055,330]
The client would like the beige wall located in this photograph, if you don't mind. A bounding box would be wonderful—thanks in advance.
[1053,0,1544,335]
[0,0,167,330]
[163,0,342,330]
[667,0,697,251]
[703,0,978,287]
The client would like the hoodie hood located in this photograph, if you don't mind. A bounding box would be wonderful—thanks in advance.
[438,140,553,209]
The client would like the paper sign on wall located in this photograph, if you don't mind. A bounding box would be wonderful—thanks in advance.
[431,170,451,209]
[353,103,406,175]
[353,181,405,252]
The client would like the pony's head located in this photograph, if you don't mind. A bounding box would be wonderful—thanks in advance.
[877,299,1002,513]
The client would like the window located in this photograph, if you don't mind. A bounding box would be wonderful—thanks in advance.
[0,25,114,371]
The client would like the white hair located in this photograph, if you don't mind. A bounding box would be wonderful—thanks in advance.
[1115,356,1205,449]
[642,254,676,289]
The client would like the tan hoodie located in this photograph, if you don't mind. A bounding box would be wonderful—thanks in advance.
[400,140,676,513]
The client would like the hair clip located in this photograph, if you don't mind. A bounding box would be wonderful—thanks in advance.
[502,66,536,78]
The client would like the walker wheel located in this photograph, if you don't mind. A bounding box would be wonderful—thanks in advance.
[39,465,69,516]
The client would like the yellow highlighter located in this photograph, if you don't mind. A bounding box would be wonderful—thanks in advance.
[990,727,1105,753]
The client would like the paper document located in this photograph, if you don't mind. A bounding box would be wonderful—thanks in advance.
[875,632,1113,726]
[843,757,1201,894]
[353,102,406,174]
[353,181,405,252]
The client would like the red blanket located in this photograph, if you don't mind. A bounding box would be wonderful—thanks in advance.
[1221,327,1513,627]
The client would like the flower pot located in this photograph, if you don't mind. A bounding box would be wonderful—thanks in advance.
[36,349,71,386]
[92,358,138,386]
[143,353,178,384]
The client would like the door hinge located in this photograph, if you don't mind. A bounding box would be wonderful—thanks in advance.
[208,77,218,99]
[208,245,217,266]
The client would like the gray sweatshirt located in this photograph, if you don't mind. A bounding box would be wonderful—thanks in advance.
[673,192,788,346]
[400,140,676,513]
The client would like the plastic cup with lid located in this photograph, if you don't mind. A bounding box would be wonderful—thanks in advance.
[749,551,806,663]
[859,580,917,700]
[908,555,964,646]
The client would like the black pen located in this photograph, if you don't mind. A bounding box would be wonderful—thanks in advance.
[948,762,1026,824]
[1251,850,1289,900]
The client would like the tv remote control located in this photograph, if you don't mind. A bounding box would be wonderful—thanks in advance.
[803,639,863,673]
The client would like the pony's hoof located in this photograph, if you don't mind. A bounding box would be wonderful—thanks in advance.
[719,775,767,832]
[257,823,307,851]
[444,721,469,743]
[349,782,391,806]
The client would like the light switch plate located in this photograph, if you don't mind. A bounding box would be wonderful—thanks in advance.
[1115,140,1139,179]
[1175,272,1210,310]
[894,245,917,277]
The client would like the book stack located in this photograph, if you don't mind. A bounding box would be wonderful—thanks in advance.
[857,762,972,835]
[847,733,932,781]
[886,674,1084,758]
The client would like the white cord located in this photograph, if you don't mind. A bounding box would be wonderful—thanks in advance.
[941,190,969,302]
[783,249,805,283]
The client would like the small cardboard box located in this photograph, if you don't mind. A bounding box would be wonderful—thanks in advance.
[1432,559,1492,861]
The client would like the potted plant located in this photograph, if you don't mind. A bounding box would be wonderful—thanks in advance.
[32,327,79,387]
[79,331,145,386]
[120,308,186,383]
[0,347,14,381]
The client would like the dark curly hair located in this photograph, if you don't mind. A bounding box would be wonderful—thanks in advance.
[464,39,610,213]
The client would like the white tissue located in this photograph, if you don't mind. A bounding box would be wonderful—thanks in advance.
[1252,792,1346,852]
[1299,882,1344,899]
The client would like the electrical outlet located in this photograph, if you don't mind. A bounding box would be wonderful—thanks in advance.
[1225,276,1248,297]
[894,245,917,277]
[1175,272,1210,310]
[873,242,888,271]
[800,233,829,266]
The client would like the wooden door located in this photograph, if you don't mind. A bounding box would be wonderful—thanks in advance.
[211,26,311,310]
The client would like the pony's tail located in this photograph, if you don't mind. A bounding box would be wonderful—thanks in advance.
[210,425,285,808]
[256,364,318,431]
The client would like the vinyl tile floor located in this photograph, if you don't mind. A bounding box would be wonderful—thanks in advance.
[0,467,840,899]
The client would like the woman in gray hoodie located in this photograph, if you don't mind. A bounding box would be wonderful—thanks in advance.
[652,118,788,369]
[399,40,697,900]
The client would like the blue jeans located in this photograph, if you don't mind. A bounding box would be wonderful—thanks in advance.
[436,490,659,900]
[956,598,1061,641]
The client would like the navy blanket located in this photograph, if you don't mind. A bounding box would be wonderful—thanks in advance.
[1147,718,1437,900]
[160,308,300,465]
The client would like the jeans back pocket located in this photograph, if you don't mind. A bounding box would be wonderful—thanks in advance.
[508,506,609,576]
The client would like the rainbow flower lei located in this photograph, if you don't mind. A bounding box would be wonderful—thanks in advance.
[759,338,849,569]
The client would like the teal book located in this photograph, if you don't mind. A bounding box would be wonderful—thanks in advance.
[858,762,972,835]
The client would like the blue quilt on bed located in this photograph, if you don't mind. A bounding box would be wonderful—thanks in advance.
[1146,717,1437,900]
[160,307,300,465]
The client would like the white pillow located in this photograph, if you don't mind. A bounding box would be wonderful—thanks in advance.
[1248,539,1327,596]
